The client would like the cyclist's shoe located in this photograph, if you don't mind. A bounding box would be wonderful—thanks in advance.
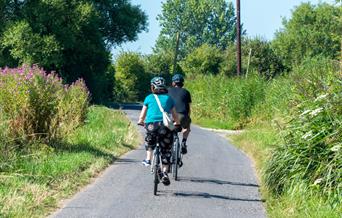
[161,172,170,186]
[181,142,187,154]
[142,159,151,166]
[158,169,163,179]
[178,159,183,168]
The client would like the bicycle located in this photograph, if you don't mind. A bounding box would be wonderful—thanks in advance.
[138,122,164,195]
[138,123,181,195]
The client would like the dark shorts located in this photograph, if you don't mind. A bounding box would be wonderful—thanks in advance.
[177,113,191,129]
[144,122,173,164]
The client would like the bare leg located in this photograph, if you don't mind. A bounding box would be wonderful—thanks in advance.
[162,164,169,173]
[182,127,191,140]
[181,127,191,154]
[146,148,153,161]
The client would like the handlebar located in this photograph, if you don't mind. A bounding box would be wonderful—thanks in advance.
[137,122,145,126]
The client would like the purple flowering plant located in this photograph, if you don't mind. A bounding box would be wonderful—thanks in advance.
[0,65,89,145]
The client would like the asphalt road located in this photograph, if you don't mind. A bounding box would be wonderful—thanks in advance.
[51,105,266,218]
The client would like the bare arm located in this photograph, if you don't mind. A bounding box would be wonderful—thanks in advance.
[138,105,147,124]
[171,107,180,125]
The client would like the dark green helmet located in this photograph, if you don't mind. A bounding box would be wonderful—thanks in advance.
[150,76,166,89]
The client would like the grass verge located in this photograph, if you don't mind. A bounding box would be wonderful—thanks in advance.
[229,123,341,218]
[0,105,140,218]
[192,117,235,130]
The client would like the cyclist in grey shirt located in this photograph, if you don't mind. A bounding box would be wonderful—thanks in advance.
[168,74,192,154]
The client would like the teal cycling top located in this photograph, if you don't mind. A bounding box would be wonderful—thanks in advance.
[143,94,175,123]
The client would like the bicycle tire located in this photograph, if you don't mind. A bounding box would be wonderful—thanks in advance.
[173,136,180,180]
[174,149,179,180]
[171,140,176,178]
[153,147,160,196]
[153,163,158,195]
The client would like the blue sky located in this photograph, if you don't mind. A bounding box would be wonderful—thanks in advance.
[111,0,336,58]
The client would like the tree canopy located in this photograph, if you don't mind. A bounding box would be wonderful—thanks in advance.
[114,52,149,101]
[0,0,147,102]
[155,0,237,58]
[272,3,341,68]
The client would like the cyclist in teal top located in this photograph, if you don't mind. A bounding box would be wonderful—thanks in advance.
[143,93,174,123]
[138,76,180,186]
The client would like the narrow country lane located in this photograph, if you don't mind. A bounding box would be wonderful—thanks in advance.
[51,105,266,218]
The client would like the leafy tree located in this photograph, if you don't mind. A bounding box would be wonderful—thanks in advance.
[144,52,174,81]
[0,0,147,102]
[155,0,237,59]
[180,43,223,75]
[2,21,62,68]
[272,3,341,68]
[114,52,149,102]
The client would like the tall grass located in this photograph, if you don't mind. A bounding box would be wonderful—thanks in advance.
[264,58,341,204]
[188,57,341,216]
[0,106,140,217]
[186,73,266,129]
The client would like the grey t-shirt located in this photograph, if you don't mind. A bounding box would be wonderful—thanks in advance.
[168,87,192,114]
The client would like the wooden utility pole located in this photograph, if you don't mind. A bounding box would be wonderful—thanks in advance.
[173,32,180,74]
[236,0,241,76]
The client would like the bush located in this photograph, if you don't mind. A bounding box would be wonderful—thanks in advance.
[244,38,286,79]
[264,57,341,203]
[180,44,223,75]
[219,43,238,76]
[114,52,149,102]
[0,65,89,148]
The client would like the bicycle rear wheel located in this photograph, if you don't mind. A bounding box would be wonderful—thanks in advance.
[173,137,180,180]
[153,163,159,195]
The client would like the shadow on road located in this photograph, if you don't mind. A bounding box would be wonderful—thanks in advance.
[172,191,264,202]
[157,190,264,202]
[115,158,141,164]
[178,176,259,187]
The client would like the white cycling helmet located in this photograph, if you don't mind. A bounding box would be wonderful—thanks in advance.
[150,76,166,90]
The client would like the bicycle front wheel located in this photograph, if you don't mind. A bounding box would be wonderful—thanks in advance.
[153,149,160,195]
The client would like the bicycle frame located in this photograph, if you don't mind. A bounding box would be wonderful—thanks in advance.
[151,142,163,174]
[151,139,164,195]
[172,132,182,180]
